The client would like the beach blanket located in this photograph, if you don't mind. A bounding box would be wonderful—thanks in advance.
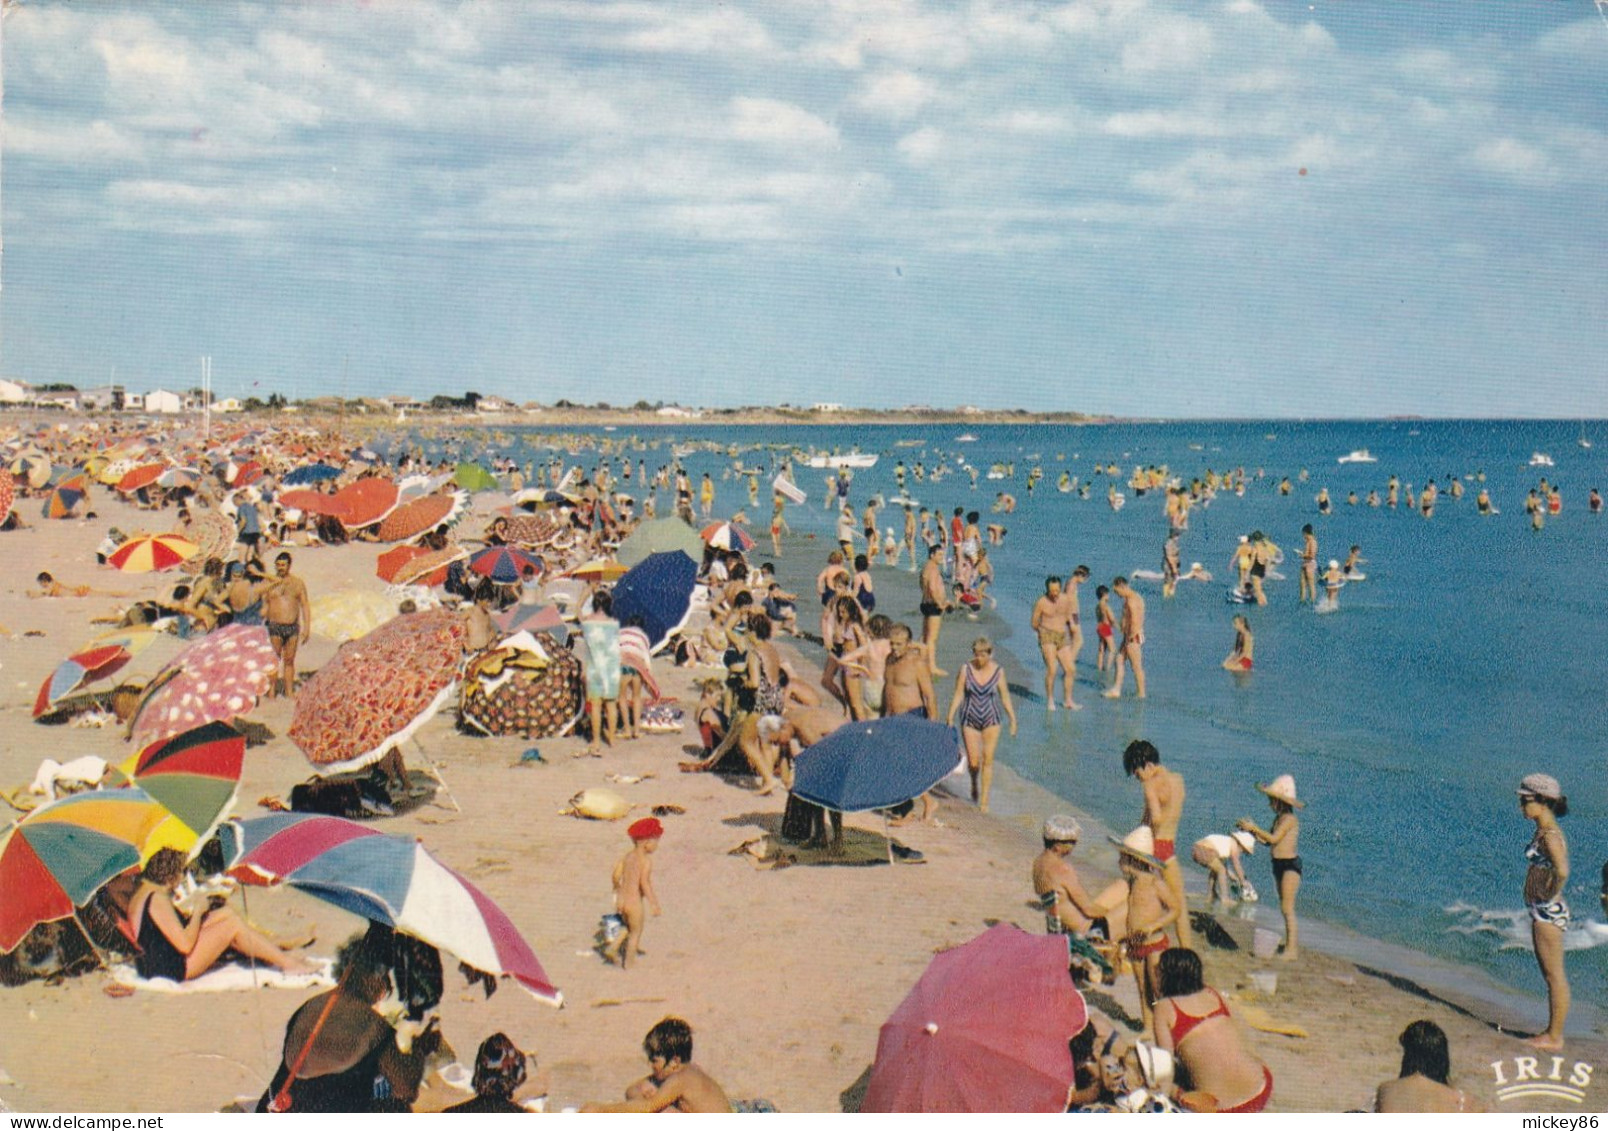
[618,624,661,700]
[1234,1002,1310,1039]
[107,958,333,994]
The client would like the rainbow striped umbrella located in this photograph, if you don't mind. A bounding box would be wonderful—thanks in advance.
[222,813,561,1004]
[0,789,170,953]
[33,644,134,718]
[41,475,89,519]
[116,722,244,858]
[108,533,199,573]
[469,545,543,585]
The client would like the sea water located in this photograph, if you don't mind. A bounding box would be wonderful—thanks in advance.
[401,418,1608,1024]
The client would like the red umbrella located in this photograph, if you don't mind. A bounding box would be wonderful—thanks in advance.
[129,624,279,749]
[332,478,400,530]
[116,463,168,494]
[229,460,264,487]
[288,610,467,774]
[0,468,14,527]
[277,488,345,516]
[33,644,133,718]
[376,491,467,543]
[862,924,1087,1113]
[469,545,543,584]
[390,545,468,587]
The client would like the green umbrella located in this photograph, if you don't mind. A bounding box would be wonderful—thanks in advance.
[617,516,706,568]
[454,462,499,492]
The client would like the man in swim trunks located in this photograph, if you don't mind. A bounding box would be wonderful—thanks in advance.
[263,552,310,698]
[1299,524,1317,603]
[1123,739,1192,949]
[1033,816,1113,938]
[1103,576,1146,699]
[1031,576,1080,711]
[919,545,950,677]
[881,623,936,718]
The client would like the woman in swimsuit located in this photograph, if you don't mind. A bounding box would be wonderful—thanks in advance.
[1153,949,1273,1113]
[851,553,875,614]
[1374,1020,1486,1112]
[1221,614,1253,672]
[1518,773,1570,1050]
[830,596,873,721]
[1237,774,1302,960]
[944,636,1017,813]
[128,848,312,984]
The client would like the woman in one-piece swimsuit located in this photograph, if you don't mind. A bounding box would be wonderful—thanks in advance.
[944,637,1016,813]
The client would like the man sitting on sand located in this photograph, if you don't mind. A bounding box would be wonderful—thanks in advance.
[1033,816,1123,940]
[581,1017,733,1113]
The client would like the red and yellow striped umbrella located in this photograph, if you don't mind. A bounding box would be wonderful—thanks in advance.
[107,533,199,573]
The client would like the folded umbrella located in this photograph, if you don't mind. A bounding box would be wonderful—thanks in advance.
[221,812,560,1004]
[863,923,1088,1112]
[610,550,698,652]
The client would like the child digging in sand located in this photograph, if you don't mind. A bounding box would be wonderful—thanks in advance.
[605,817,663,969]
[1110,826,1178,1034]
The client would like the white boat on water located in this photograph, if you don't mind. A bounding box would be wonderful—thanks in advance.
[954,434,978,443]
[1529,452,1555,468]
[1337,449,1377,464]
[805,452,878,469]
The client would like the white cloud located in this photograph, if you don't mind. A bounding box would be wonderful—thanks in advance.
[855,72,940,120]
[729,98,840,148]
[5,120,144,164]
[1121,14,1215,75]
[896,126,946,165]
[1104,110,1225,138]
[1469,137,1557,184]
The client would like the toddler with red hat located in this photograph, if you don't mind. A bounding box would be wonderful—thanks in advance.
[605,818,664,970]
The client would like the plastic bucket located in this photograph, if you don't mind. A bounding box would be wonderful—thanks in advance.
[1252,927,1280,959]
[1249,970,1278,995]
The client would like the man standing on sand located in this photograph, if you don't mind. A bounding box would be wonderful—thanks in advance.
[1031,577,1080,712]
[919,545,951,677]
[1103,576,1145,699]
[1123,739,1193,949]
[881,623,937,718]
[263,552,310,698]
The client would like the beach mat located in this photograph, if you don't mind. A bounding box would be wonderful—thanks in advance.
[107,957,333,994]
[743,826,924,868]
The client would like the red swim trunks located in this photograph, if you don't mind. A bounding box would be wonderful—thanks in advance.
[1218,1066,1274,1114]
[1097,623,1114,640]
[1239,657,1253,671]
[1154,839,1175,863]
[1126,935,1171,960]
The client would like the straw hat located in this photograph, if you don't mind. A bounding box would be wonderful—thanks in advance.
[1257,774,1305,809]
[1042,814,1082,844]
[1231,830,1256,854]
[1516,772,1563,802]
[1108,825,1163,869]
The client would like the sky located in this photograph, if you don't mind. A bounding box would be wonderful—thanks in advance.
[2,0,1606,418]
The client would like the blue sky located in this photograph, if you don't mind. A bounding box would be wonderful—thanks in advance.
[3,1,1605,417]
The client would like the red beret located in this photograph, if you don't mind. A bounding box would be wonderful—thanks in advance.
[628,817,664,842]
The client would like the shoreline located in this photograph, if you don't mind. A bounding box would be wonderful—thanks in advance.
[760,532,1603,1042]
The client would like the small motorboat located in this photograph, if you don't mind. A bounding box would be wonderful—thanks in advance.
[954,434,978,443]
[1337,449,1378,464]
[1529,452,1555,468]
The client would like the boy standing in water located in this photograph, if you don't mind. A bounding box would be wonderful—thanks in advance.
[606,818,664,969]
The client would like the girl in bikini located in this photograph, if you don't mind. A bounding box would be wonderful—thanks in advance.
[1518,773,1570,1050]
[1153,949,1274,1113]
[944,636,1017,812]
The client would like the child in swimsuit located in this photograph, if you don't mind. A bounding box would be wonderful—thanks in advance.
[1112,829,1178,1035]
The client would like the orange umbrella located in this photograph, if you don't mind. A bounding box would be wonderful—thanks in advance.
[332,478,400,530]
[376,491,467,543]
[108,533,199,572]
[277,488,345,516]
[377,544,439,585]
[116,463,168,494]
[391,545,469,587]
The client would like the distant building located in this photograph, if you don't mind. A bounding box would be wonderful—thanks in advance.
[214,397,243,413]
[145,389,186,414]
[382,395,425,412]
[957,404,985,415]
[34,389,82,410]
[476,395,516,413]
[811,402,846,413]
[655,405,701,418]
[123,392,146,412]
[0,378,32,403]
[78,385,125,411]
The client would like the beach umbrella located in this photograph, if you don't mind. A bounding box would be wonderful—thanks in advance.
[610,550,698,651]
[332,477,400,529]
[129,624,279,750]
[41,475,88,519]
[617,517,705,568]
[862,924,1087,1112]
[453,462,498,492]
[178,510,237,574]
[396,473,453,504]
[0,788,171,954]
[281,463,341,487]
[288,610,467,775]
[566,558,629,584]
[33,644,134,718]
[10,452,52,489]
[116,463,169,494]
[791,715,962,813]
[700,521,755,552]
[311,589,398,643]
[276,487,345,516]
[469,545,543,585]
[0,469,14,526]
[108,533,199,573]
[227,460,264,488]
[375,490,467,543]
[115,721,245,859]
[221,812,561,1004]
[460,630,583,739]
[376,544,440,586]
[496,513,563,549]
[155,466,201,490]
[493,602,568,643]
[389,544,469,587]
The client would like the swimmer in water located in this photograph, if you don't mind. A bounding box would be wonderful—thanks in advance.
[1477,488,1492,515]
[1223,614,1254,673]
[1321,560,1345,609]
[1343,545,1366,577]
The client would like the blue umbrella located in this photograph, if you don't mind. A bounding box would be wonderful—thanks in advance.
[611,550,697,651]
[791,715,961,813]
[282,463,341,486]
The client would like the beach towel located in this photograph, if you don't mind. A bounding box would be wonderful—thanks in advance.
[107,958,334,994]
[617,625,661,700]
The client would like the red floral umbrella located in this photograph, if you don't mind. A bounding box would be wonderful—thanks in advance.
[376,490,467,543]
[863,924,1088,1113]
[129,624,279,750]
[390,545,468,587]
[0,468,14,527]
[332,478,400,530]
[288,610,467,774]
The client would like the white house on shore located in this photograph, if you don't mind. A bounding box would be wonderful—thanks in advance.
[655,405,702,418]
[0,378,32,403]
[144,389,187,414]
[214,397,243,413]
[811,402,846,413]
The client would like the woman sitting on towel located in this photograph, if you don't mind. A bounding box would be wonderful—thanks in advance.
[1151,948,1273,1113]
[127,848,313,983]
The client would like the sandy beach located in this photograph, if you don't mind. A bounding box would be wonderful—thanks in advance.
[0,477,1600,1115]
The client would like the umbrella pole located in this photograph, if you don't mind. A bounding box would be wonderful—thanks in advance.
[411,737,462,812]
[884,810,895,866]
[71,911,115,972]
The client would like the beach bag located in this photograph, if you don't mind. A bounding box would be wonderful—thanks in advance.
[781,794,818,843]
